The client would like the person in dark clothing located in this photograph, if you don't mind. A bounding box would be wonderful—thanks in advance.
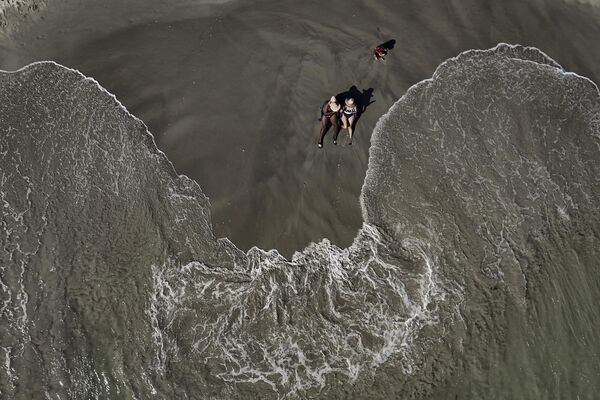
[318,96,341,148]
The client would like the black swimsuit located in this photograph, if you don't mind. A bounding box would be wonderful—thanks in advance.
[343,106,357,116]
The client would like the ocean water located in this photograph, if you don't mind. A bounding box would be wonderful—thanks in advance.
[1,1,600,399]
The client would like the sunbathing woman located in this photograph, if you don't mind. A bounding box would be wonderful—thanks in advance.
[318,96,341,148]
[341,98,358,144]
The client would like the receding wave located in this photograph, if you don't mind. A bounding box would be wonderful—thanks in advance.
[1,43,599,399]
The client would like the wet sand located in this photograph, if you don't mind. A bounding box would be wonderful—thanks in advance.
[1,0,600,256]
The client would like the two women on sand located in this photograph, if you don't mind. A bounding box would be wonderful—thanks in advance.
[318,96,357,148]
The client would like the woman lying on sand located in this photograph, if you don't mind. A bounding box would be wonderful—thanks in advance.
[318,96,341,148]
[341,98,357,145]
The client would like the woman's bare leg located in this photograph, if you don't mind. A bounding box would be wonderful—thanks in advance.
[341,114,348,129]
[348,115,355,144]
[331,114,340,144]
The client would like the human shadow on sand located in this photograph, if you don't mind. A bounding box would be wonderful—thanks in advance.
[335,86,375,137]
[377,39,396,51]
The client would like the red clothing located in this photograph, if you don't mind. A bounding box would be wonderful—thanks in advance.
[374,46,386,59]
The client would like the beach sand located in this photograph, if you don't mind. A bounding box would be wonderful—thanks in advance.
[1,0,600,256]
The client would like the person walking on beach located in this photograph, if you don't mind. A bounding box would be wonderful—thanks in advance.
[318,96,341,148]
[341,97,358,145]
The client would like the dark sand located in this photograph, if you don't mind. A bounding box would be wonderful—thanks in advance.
[2,0,600,256]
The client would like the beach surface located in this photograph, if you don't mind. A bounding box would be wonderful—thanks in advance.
[2,2,600,399]
[2,0,600,256]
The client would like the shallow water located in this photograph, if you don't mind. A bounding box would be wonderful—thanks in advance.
[2,0,600,256]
